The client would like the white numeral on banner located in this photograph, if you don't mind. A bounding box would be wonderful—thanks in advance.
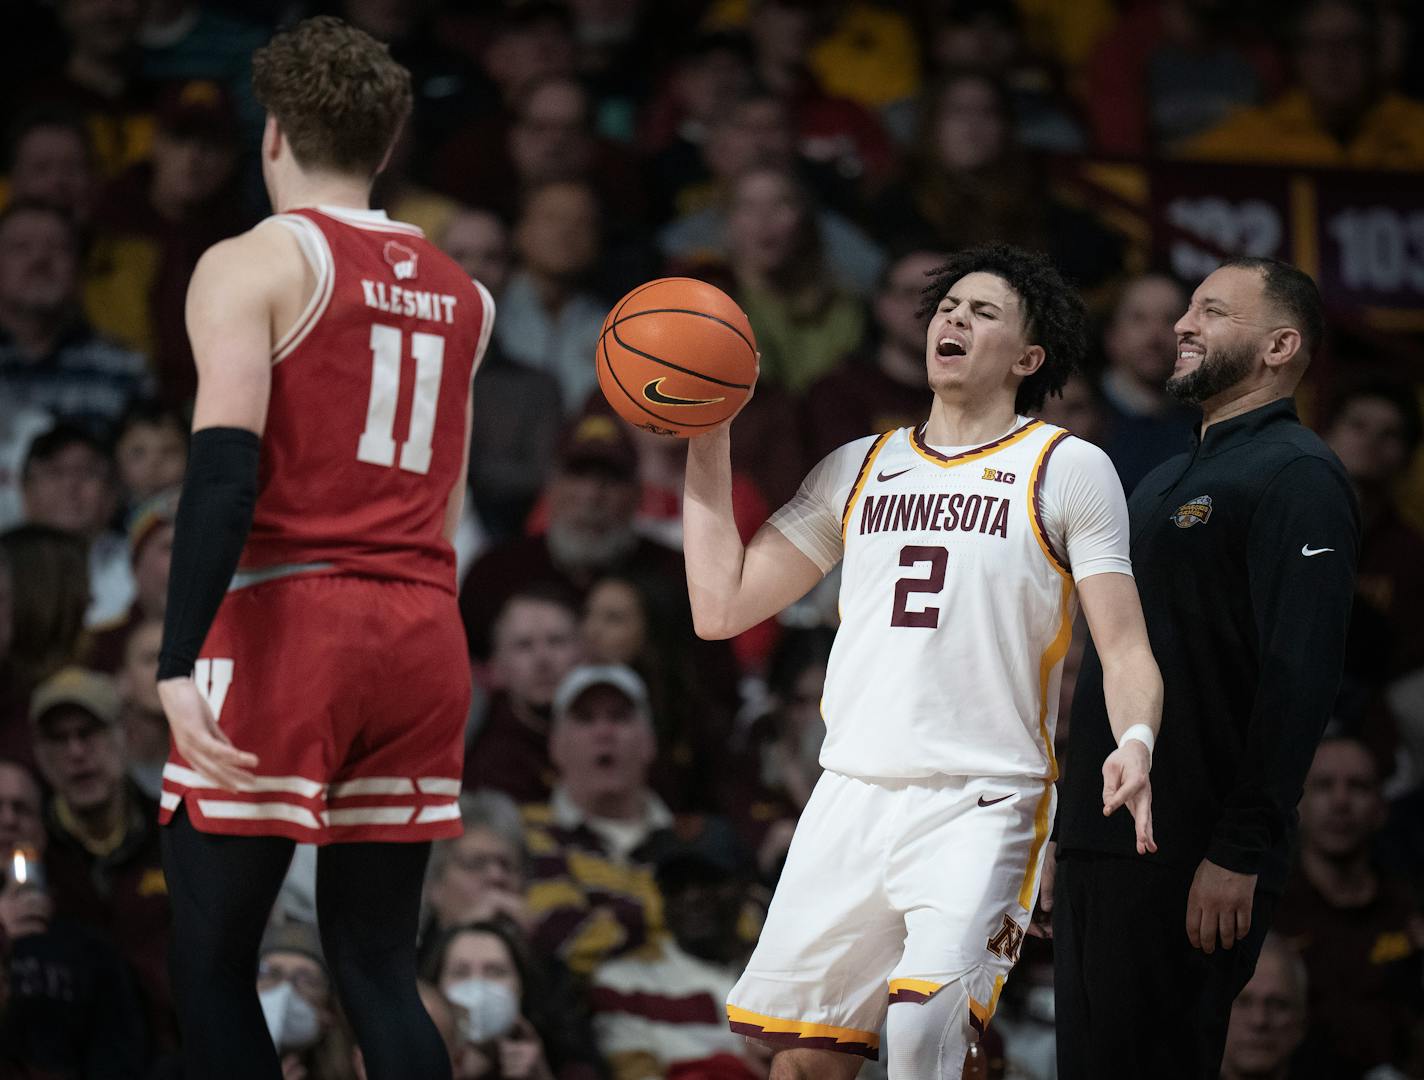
[195,658,234,721]
[356,324,446,475]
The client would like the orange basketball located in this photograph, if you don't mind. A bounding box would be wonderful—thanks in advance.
[596,278,758,438]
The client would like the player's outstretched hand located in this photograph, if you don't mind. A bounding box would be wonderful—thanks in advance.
[158,676,259,791]
[1186,859,1257,954]
[1101,741,1156,854]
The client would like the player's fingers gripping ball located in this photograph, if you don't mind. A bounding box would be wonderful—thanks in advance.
[597,277,758,437]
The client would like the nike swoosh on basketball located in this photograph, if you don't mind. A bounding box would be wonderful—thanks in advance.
[1301,544,1335,557]
[642,377,724,408]
[877,467,914,482]
[977,793,1013,807]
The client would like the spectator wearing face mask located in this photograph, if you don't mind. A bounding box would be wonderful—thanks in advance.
[257,921,356,1080]
[419,919,603,1080]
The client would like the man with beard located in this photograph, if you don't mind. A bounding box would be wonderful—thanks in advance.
[458,414,685,661]
[1050,257,1359,1079]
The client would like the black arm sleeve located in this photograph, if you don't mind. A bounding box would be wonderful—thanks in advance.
[1205,456,1360,875]
[156,427,261,680]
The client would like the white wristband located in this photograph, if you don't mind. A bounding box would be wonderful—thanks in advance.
[1118,724,1155,759]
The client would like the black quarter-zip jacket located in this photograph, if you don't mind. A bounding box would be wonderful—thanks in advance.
[1057,397,1360,892]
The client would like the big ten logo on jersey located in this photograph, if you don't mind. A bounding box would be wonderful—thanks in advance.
[981,467,1015,485]
[985,913,1024,964]
[194,659,235,721]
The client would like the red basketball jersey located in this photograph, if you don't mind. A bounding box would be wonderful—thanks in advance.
[239,206,494,593]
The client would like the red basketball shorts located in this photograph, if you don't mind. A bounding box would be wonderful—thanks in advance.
[159,573,472,844]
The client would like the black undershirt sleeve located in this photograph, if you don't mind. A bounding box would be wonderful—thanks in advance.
[156,427,261,680]
[1205,456,1360,875]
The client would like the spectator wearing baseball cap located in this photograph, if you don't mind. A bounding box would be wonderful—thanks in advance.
[30,666,175,1055]
[521,663,677,977]
[85,485,177,674]
[459,414,685,663]
[88,78,253,404]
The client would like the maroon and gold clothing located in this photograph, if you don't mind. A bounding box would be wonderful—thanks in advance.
[1273,867,1424,1078]
[43,784,175,1054]
[1354,502,1424,678]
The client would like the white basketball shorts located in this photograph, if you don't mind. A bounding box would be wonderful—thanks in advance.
[726,768,1054,1060]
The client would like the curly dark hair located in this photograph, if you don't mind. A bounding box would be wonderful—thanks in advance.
[252,15,412,176]
[917,244,1088,414]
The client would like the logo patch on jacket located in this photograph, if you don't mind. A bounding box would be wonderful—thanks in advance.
[1171,494,1213,529]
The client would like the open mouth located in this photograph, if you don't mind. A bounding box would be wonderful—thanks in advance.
[936,338,967,358]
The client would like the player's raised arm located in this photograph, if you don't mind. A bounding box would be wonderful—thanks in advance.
[683,425,826,640]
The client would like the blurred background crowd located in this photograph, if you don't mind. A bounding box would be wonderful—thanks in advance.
[0,0,1422,1077]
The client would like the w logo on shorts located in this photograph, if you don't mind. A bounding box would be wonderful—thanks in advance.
[195,658,235,721]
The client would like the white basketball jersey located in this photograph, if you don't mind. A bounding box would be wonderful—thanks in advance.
[817,419,1077,782]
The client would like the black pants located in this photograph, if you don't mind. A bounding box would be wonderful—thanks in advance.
[161,806,451,1080]
[1052,852,1277,1080]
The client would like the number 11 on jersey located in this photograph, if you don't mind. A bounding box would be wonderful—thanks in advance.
[357,323,445,475]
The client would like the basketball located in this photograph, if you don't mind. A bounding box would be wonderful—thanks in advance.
[596,278,758,438]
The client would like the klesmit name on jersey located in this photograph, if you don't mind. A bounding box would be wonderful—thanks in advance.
[360,280,458,324]
[859,491,1011,538]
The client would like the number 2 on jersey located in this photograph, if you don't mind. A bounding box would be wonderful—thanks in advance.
[357,323,444,475]
[891,545,948,628]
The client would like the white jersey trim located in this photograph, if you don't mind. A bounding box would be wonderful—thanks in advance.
[471,278,497,379]
[269,214,335,363]
[314,204,424,236]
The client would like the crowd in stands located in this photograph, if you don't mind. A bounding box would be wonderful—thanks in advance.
[1,0,1422,1077]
